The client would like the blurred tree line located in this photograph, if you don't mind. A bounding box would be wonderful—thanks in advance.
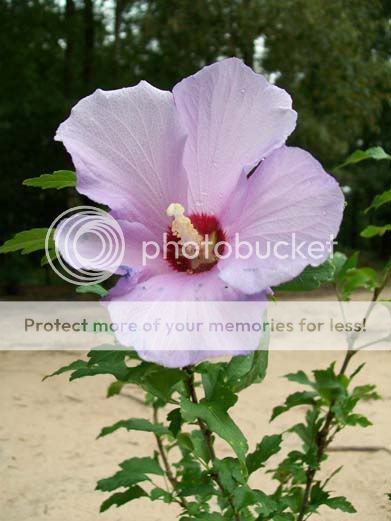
[1,0,390,289]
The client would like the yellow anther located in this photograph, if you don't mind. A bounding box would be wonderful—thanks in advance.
[166,203,202,245]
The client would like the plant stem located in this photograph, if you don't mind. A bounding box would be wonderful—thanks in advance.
[185,367,241,521]
[153,406,189,511]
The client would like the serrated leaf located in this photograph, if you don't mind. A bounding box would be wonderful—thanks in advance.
[76,283,108,297]
[366,188,391,212]
[180,397,248,463]
[337,146,391,169]
[246,434,282,474]
[97,457,163,492]
[275,259,335,292]
[100,485,147,512]
[42,359,87,380]
[285,370,313,386]
[271,391,317,421]
[326,496,356,513]
[361,224,391,238]
[23,170,76,190]
[0,228,54,255]
[98,418,169,438]
[44,348,134,382]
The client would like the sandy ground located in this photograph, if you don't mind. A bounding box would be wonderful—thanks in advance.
[1,349,390,521]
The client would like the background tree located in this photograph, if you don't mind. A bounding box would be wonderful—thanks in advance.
[0,0,390,293]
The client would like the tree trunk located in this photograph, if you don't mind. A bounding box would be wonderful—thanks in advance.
[114,0,124,81]
[83,0,94,91]
[64,0,75,98]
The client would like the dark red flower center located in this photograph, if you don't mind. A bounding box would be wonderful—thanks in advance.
[166,213,226,274]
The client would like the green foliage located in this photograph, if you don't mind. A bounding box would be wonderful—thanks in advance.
[180,395,248,463]
[246,434,282,474]
[0,228,53,254]
[366,188,391,212]
[268,360,379,518]
[98,418,169,438]
[336,146,391,169]
[275,259,335,292]
[100,486,147,512]
[96,457,163,492]
[23,170,76,190]
[361,224,391,238]
[75,284,108,297]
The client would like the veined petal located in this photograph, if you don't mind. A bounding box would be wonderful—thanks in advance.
[55,216,166,276]
[56,82,188,234]
[173,58,297,216]
[219,146,344,293]
[105,269,268,368]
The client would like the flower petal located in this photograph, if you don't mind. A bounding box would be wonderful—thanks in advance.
[173,58,297,215]
[55,216,166,275]
[56,82,188,234]
[219,146,344,293]
[106,269,268,368]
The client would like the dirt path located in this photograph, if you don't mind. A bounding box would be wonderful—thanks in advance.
[1,349,390,521]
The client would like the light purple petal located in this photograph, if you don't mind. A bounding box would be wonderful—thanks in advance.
[55,216,167,275]
[56,82,188,234]
[218,146,345,293]
[173,58,297,216]
[106,269,268,368]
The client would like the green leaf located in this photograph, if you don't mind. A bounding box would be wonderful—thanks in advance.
[336,146,391,169]
[23,170,76,190]
[180,397,248,463]
[190,430,210,463]
[140,367,185,403]
[326,496,356,513]
[214,458,245,493]
[228,326,269,392]
[97,457,163,492]
[345,413,372,427]
[0,228,54,255]
[41,248,57,266]
[107,380,125,397]
[150,487,172,503]
[167,408,182,436]
[271,391,318,421]
[75,283,108,297]
[246,434,282,474]
[333,252,359,283]
[44,348,135,382]
[98,418,169,438]
[366,188,391,212]
[285,370,313,386]
[341,267,378,297]
[361,224,391,238]
[100,485,147,512]
[42,359,87,380]
[275,259,335,292]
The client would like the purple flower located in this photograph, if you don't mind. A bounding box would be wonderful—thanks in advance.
[55,58,344,367]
